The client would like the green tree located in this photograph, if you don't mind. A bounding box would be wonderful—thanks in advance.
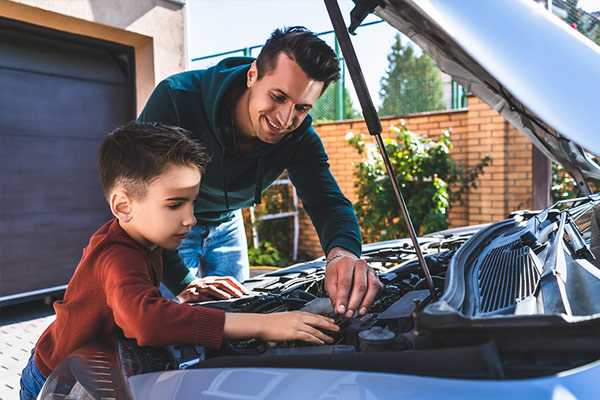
[565,0,584,32]
[347,123,491,242]
[311,82,360,122]
[379,34,445,117]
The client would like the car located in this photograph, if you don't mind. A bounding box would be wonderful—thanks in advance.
[38,0,600,399]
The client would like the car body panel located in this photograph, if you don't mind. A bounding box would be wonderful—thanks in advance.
[127,361,600,400]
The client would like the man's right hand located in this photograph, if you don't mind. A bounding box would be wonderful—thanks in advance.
[224,311,340,345]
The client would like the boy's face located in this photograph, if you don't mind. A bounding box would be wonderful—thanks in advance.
[122,164,200,250]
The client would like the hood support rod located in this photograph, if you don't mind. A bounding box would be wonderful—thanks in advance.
[324,0,436,300]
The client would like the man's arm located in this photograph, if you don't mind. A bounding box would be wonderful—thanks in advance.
[288,128,381,317]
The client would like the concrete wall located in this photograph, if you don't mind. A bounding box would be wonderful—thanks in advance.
[299,95,534,258]
[0,0,186,112]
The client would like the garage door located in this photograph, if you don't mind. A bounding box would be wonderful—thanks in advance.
[0,18,135,303]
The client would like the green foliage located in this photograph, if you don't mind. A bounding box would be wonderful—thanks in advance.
[247,240,285,266]
[565,0,584,32]
[551,162,600,203]
[551,162,578,202]
[561,0,600,43]
[311,82,360,122]
[347,123,491,242]
[379,34,446,117]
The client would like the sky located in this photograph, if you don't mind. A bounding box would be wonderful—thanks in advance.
[186,0,399,108]
[186,0,600,108]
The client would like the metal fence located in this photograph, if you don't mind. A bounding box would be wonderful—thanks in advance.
[190,19,468,124]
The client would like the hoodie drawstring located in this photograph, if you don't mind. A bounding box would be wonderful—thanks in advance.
[254,157,264,205]
[222,149,230,211]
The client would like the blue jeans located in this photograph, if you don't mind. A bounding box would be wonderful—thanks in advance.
[20,351,46,400]
[165,209,249,287]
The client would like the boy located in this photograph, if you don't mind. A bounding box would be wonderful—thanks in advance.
[19,122,339,400]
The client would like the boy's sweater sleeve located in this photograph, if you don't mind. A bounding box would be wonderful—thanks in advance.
[288,127,362,257]
[98,246,225,349]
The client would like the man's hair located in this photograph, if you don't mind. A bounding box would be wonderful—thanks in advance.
[99,122,209,199]
[256,26,340,91]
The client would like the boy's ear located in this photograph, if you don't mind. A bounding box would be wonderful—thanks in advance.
[109,190,133,222]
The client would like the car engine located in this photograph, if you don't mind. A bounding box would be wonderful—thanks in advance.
[117,197,600,381]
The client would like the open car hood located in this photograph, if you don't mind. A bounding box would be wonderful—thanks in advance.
[372,0,600,181]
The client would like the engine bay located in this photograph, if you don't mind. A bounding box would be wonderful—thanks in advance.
[117,198,600,381]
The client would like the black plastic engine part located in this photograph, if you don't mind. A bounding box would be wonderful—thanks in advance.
[194,342,505,379]
[358,326,396,352]
[263,345,355,356]
[166,344,206,370]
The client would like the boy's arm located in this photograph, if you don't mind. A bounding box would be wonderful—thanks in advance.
[99,247,224,348]
[100,246,339,346]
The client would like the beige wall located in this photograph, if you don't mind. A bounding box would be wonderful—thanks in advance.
[0,0,186,112]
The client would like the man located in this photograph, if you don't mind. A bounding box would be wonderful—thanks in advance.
[139,26,381,318]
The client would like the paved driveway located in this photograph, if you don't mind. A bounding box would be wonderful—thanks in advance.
[0,301,55,400]
[0,266,277,399]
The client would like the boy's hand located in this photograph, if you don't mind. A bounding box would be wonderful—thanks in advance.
[176,276,250,303]
[224,311,340,345]
[259,311,340,345]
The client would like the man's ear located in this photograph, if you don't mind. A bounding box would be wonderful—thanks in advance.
[247,61,258,88]
[109,190,133,222]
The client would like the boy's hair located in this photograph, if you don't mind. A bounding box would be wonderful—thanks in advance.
[99,122,209,200]
[256,26,340,92]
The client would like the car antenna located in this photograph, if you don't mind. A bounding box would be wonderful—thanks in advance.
[324,0,437,300]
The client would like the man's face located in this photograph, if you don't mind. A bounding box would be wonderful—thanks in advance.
[246,52,324,144]
[127,164,200,250]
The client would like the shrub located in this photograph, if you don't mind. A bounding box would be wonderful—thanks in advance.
[247,240,285,266]
[347,122,491,242]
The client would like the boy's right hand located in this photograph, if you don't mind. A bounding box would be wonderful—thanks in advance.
[224,311,340,345]
[259,311,340,345]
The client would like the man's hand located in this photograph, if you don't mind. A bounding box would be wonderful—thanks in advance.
[176,276,250,303]
[324,247,382,318]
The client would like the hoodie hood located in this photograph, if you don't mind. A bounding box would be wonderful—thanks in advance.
[198,56,251,151]
[196,57,313,209]
[369,0,600,181]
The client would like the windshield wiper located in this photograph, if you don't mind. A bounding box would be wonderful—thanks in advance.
[537,212,572,315]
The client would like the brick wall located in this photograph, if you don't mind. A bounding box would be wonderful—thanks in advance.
[298,95,533,258]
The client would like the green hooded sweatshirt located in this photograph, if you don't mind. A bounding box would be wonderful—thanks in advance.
[138,57,361,289]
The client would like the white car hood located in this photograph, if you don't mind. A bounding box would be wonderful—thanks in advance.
[375,0,600,180]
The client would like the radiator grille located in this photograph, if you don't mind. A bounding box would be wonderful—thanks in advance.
[477,243,540,313]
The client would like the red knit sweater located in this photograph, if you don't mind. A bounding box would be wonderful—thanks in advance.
[34,218,225,377]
